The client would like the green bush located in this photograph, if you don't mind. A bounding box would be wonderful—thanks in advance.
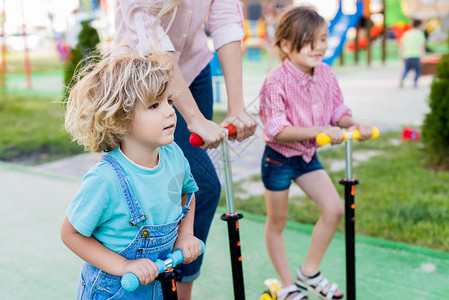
[421,53,449,169]
[63,19,100,100]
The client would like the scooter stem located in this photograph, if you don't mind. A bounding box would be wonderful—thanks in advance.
[221,135,235,214]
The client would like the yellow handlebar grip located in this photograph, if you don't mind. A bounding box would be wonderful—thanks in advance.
[316,132,332,146]
[316,126,379,146]
[349,130,360,140]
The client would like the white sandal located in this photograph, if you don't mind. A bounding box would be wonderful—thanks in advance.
[276,284,308,300]
[295,268,343,299]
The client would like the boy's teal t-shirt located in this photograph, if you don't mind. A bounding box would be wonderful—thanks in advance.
[66,142,198,252]
[401,29,425,58]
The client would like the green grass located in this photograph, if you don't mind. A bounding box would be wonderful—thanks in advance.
[3,50,64,74]
[0,92,84,163]
[220,131,449,252]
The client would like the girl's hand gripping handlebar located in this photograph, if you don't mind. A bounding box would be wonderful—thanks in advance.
[316,126,379,146]
[121,240,205,292]
[189,125,236,147]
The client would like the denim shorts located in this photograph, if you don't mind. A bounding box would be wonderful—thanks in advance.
[261,146,324,191]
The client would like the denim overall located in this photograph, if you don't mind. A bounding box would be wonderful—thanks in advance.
[76,155,192,300]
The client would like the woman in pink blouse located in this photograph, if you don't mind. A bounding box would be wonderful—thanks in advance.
[114,1,257,298]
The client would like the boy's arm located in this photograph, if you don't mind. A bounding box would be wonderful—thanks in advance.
[61,217,159,284]
[173,194,201,263]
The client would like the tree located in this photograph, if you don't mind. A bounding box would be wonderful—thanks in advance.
[421,52,449,169]
[63,19,100,100]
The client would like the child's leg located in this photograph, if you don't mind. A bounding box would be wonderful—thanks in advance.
[264,188,294,286]
[295,170,344,296]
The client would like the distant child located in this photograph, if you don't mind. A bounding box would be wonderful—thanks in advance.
[60,53,202,299]
[259,6,373,300]
[399,19,426,88]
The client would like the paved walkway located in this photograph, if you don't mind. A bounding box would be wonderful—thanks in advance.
[2,164,449,299]
[2,59,445,299]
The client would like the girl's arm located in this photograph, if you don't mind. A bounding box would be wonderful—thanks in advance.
[217,41,258,142]
[275,125,345,145]
[337,115,373,141]
[60,217,159,285]
[173,194,201,264]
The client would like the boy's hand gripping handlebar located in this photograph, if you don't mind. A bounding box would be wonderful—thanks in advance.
[189,125,237,147]
[316,127,379,146]
[121,240,205,292]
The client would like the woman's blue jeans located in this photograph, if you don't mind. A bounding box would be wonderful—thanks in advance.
[174,64,221,282]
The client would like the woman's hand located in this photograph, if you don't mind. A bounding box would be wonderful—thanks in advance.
[173,233,202,264]
[188,117,227,149]
[221,110,257,142]
[121,258,159,286]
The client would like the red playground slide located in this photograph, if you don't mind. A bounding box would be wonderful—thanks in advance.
[347,24,383,51]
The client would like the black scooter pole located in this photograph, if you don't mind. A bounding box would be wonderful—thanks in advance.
[158,269,180,300]
[220,134,246,300]
[189,126,245,299]
[339,133,357,300]
[316,127,379,300]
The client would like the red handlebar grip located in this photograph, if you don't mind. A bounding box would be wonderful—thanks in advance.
[189,125,236,147]
[225,125,236,137]
[189,133,203,147]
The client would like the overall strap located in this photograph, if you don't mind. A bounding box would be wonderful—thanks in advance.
[179,192,194,224]
[101,155,147,227]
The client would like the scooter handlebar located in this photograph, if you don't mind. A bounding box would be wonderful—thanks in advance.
[316,126,379,146]
[121,240,205,292]
[189,125,236,147]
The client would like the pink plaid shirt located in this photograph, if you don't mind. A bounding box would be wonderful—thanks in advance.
[259,59,351,162]
[114,0,245,85]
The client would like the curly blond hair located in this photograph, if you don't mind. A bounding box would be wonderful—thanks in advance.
[65,52,173,153]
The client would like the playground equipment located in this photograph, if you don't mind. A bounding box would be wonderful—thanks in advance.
[325,0,419,66]
[121,240,205,299]
[316,127,379,300]
[0,0,32,89]
[190,126,246,300]
[346,24,383,51]
[243,16,266,62]
[210,52,224,104]
[324,1,364,65]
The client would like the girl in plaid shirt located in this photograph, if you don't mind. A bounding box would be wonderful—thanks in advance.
[259,6,373,300]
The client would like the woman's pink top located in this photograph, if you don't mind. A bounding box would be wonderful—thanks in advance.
[114,0,245,85]
[259,59,351,162]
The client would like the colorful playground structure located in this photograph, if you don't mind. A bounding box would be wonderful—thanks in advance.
[242,0,446,67]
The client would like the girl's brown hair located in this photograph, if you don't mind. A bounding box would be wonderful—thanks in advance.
[275,6,327,61]
[65,53,173,153]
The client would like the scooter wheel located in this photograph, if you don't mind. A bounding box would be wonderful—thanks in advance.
[260,290,276,300]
